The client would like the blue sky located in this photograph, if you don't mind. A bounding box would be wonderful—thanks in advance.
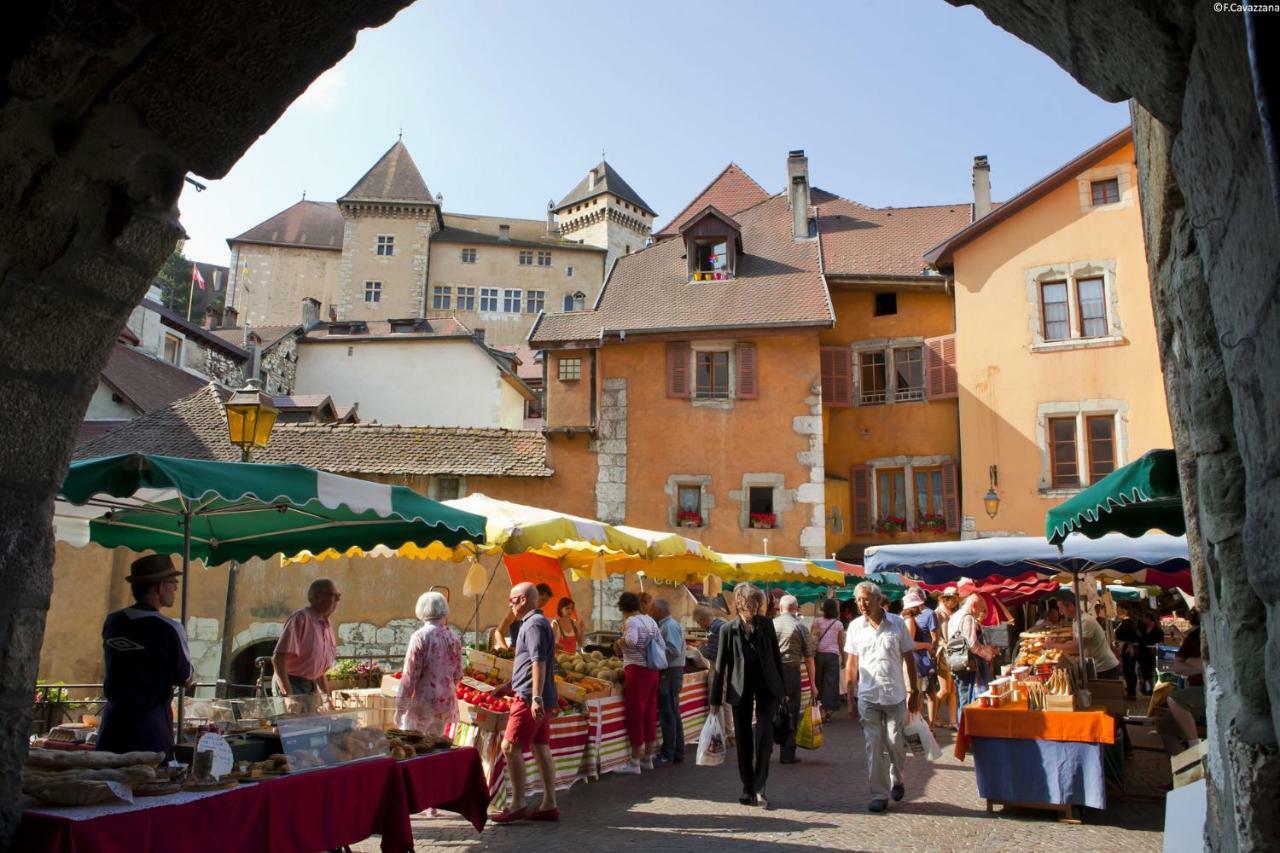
[177,0,1129,264]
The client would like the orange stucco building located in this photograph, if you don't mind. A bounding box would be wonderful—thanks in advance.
[928,128,1173,537]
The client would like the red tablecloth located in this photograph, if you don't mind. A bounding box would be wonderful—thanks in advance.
[397,748,489,832]
[22,748,490,853]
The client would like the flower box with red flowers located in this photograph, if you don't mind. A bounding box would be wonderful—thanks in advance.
[874,515,908,535]
[750,513,776,529]
[915,513,947,533]
[677,511,704,528]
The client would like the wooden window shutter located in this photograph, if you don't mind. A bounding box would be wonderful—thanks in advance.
[925,335,958,399]
[666,341,691,398]
[735,342,758,399]
[942,460,960,532]
[820,347,851,406]
[851,464,872,535]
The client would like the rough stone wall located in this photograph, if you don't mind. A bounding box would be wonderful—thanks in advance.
[203,347,246,389]
[0,1,417,844]
[960,2,1280,848]
[794,379,827,558]
[592,377,628,523]
[260,333,298,395]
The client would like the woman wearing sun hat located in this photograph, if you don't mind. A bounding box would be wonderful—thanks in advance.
[97,554,194,759]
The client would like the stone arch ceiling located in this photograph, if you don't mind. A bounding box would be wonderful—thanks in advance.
[0,1,416,844]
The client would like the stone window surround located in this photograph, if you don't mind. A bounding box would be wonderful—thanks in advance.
[428,475,466,501]
[479,287,499,312]
[690,340,735,410]
[364,280,382,303]
[665,474,714,528]
[1034,400,1129,495]
[376,233,395,256]
[849,337,926,406]
[461,247,477,263]
[502,288,522,313]
[1076,163,1135,212]
[865,454,953,528]
[432,285,450,309]
[1024,260,1123,352]
[729,473,795,530]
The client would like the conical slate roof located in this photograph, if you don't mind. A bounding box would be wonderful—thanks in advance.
[555,160,656,217]
[340,140,436,205]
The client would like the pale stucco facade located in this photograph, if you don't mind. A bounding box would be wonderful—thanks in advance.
[950,140,1173,537]
[293,336,529,428]
[228,242,340,329]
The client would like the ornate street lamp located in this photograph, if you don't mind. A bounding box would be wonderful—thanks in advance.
[224,379,278,462]
[983,464,1001,519]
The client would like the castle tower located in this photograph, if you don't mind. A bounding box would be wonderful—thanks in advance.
[335,140,442,319]
[552,161,656,272]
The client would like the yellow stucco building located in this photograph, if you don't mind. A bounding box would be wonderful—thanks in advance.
[927,128,1173,537]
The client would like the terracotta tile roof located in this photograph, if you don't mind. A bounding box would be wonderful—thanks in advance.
[554,160,656,217]
[495,345,542,380]
[530,193,832,344]
[100,344,211,414]
[78,421,129,446]
[210,324,300,350]
[814,190,972,279]
[73,386,552,477]
[340,140,437,205]
[228,200,344,250]
[925,126,1133,268]
[654,163,770,238]
[302,317,473,342]
[434,212,605,253]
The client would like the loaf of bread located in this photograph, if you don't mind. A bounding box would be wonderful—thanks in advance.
[26,749,164,769]
[25,779,134,806]
[23,765,156,789]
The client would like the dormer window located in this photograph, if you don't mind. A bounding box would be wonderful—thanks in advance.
[679,205,742,283]
[388,317,429,334]
[327,321,369,336]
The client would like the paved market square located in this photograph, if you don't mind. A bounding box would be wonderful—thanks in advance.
[358,716,1166,852]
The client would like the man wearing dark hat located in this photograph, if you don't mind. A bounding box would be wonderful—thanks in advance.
[97,554,193,759]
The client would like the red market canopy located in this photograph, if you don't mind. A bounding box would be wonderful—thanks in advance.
[920,571,1061,608]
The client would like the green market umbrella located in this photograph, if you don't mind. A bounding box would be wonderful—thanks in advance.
[55,453,487,738]
[1046,449,1185,546]
[775,573,908,606]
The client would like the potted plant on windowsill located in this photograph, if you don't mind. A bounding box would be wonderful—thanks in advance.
[749,512,776,529]
[874,515,907,535]
[915,513,947,533]
[677,510,704,528]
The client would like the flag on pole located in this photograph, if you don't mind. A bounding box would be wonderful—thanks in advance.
[191,263,206,290]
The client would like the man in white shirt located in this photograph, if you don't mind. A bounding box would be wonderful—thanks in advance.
[844,581,919,813]
[1047,593,1121,677]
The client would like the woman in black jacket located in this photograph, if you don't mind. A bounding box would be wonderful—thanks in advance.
[710,582,786,808]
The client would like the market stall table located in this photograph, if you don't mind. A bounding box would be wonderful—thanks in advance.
[956,698,1115,821]
[22,748,490,853]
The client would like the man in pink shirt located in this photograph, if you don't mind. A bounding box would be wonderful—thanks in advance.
[272,578,340,712]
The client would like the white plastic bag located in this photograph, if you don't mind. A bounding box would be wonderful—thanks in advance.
[902,712,942,760]
[696,707,727,766]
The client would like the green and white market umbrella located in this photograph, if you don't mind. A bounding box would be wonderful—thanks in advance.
[1046,449,1185,546]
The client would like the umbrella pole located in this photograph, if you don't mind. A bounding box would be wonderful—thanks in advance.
[1072,570,1088,686]
[175,510,191,751]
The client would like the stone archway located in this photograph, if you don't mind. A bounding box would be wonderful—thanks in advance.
[953,3,1280,850]
[0,3,417,843]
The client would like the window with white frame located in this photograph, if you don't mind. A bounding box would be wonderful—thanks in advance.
[854,342,927,406]
[503,288,521,313]
[364,281,382,303]
[893,346,924,401]
[537,251,552,267]
[518,250,534,266]
[376,234,394,256]
[676,484,704,527]
[525,290,545,313]
[1037,403,1125,492]
[432,286,451,310]
[695,350,731,399]
[566,265,574,278]
[461,247,477,263]
[456,286,476,311]
[479,287,498,312]
[163,333,182,365]
[1027,261,1119,348]
[858,351,887,405]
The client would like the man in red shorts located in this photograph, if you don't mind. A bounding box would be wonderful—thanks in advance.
[491,582,560,823]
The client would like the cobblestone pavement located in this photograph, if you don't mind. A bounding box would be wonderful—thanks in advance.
[357,715,1168,852]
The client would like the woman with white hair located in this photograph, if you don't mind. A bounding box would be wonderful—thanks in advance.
[710,583,786,808]
[945,593,997,722]
[396,590,463,734]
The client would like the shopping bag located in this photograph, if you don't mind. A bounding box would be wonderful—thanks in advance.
[696,708,727,766]
[796,704,824,750]
[902,712,942,760]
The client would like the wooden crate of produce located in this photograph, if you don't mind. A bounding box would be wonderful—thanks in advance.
[465,648,513,679]
[456,701,508,733]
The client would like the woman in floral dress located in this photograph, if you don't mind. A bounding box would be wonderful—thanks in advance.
[396,591,463,735]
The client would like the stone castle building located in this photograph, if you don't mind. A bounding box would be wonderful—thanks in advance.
[225,142,655,349]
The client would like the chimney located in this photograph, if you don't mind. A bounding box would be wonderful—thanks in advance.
[301,297,321,329]
[588,168,597,191]
[222,305,239,329]
[972,155,992,220]
[787,150,811,239]
[546,200,557,235]
[203,305,218,330]
[328,304,338,322]
[498,224,510,242]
